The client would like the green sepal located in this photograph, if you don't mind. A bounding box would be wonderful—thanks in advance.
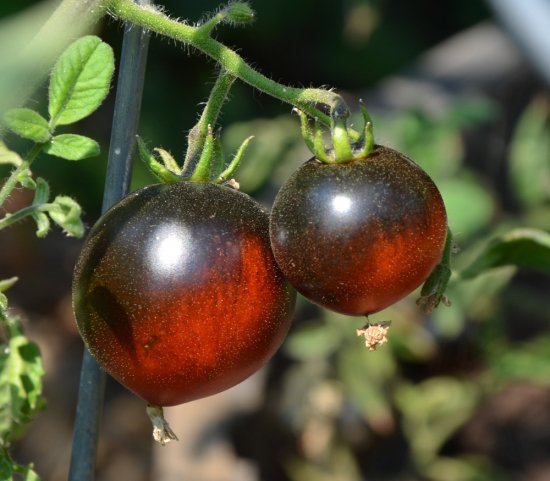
[137,138,181,184]
[42,134,100,161]
[217,135,253,183]
[355,100,374,157]
[153,147,181,175]
[2,109,51,143]
[417,228,453,313]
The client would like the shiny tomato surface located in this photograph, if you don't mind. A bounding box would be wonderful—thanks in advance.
[269,145,447,316]
[73,182,296,407]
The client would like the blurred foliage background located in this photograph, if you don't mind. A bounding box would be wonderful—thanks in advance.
[1,0,550,480]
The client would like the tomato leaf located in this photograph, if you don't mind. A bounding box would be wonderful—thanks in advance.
[43,134,100,161]
[508,97,550,208]
[461,228,550,279]
[17,463,41,481]
[48,196,84,238]
[0,320,45,442]
[0,452,13,481]
[284,321,342,360]
[48,35,114,128]
[2,108,51,143]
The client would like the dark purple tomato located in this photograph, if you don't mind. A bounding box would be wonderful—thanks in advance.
[269,145,447,316]
[73,182,296,407]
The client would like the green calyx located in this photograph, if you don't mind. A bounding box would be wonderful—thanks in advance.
[297,100,375,164]
[137,130,252,186]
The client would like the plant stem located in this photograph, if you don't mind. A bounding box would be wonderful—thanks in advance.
[0,144,43,209]
[107,0,348,123]
[67,1,150,479]
[182,70,236,176]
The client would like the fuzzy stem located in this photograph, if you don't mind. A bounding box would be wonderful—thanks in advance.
[0,144,43,209]
[182,70,236,176]
[107,0,348,123]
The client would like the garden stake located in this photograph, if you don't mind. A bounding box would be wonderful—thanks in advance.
[67,2,150,479]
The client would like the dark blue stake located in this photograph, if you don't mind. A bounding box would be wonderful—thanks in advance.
[68,2,150,479]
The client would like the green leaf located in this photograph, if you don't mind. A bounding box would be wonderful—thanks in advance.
[508,97,550,208]
[489,337,550,385]
[2,108,50,143]
[284,321,342,360]
[0,277,18,294]
[0,451,13,481]
[0,141,22,167]
[0,278,17,313]
[48,35,114,128]
[48,196,84,237]
[337,341,396,432]
[461,228,550,279]
[17,463,42,481]
[0,322,45,442]
[394,377,477,465]
[43,134,100,160]
[439,175,495,239]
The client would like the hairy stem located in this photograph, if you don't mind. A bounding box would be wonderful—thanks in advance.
[107,0,348,123]
[182,70,236,176]
[0,143,42,209]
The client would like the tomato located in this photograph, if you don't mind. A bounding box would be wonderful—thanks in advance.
[73,182,296,407]
[269,145,447,316]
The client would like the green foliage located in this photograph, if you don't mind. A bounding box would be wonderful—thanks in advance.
[462,228,550,279]
[508,97,550,208]
[48,35,114,128]
[43,133,100,161]
[0,35,114,236]
[0,318,45,443]
[277,94,550,481]
[2,109,50,143]
[0,34,114,478]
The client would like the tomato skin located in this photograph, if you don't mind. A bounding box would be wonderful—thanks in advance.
[269,145,447,316]
[73,182,296,407]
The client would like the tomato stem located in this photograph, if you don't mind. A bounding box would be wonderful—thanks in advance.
[189,125,217,182]
[146,405,179,445]
[106,0,349,123]
[0,144,43,211]
[182,70,236,177]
